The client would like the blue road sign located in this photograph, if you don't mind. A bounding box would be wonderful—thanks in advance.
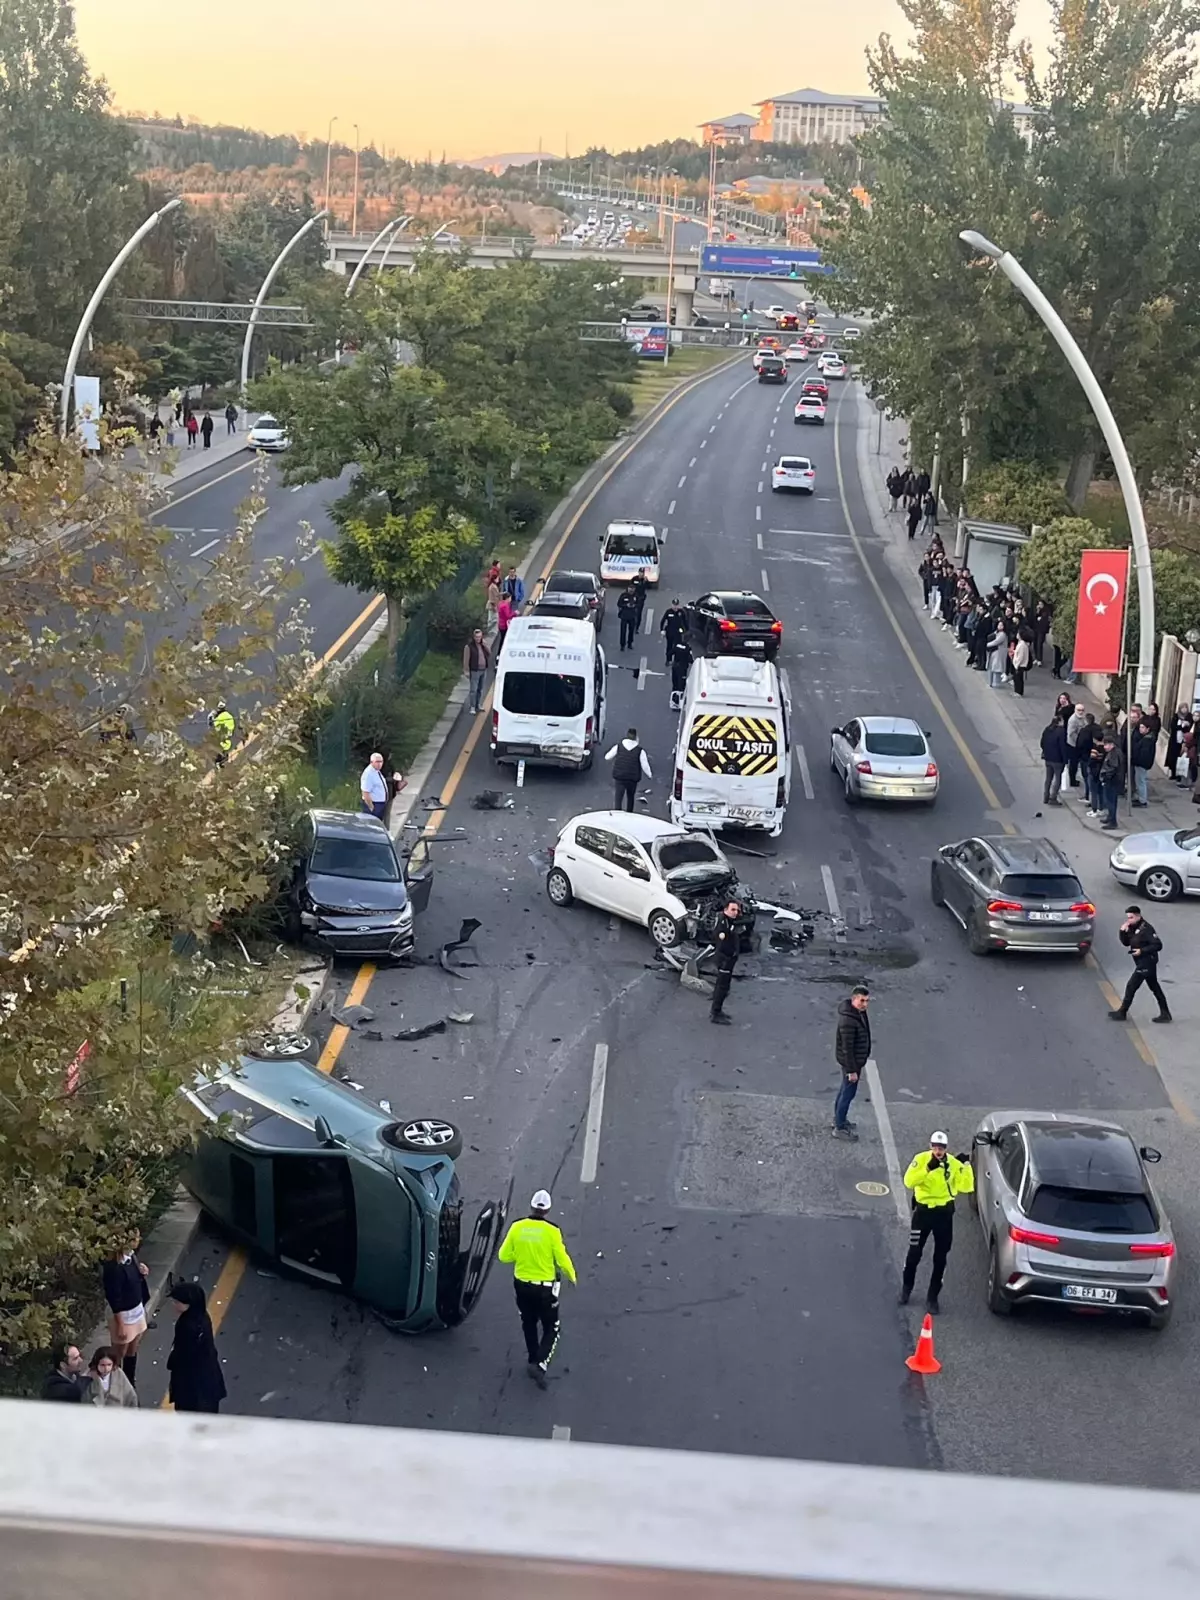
[700,244,828,278]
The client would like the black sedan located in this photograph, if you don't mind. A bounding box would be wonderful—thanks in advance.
[286,809,433,959]
[686,591,782,661]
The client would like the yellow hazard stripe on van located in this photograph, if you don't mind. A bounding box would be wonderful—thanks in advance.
[687,713,779,776]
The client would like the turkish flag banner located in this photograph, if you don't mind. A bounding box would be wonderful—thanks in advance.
[1073,548,1131,675]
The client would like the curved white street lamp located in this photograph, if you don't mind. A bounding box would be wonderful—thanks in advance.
[60,197,183,438]
[374,215,413,278]
[345,215,410,297]
[240,209,329,400]
[959,228,1155,702]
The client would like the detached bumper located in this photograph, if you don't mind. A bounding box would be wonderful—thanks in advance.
[492,741,590,770]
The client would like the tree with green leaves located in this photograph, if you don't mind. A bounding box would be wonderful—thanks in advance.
[0,410,309,1361]
[328,505,480,655]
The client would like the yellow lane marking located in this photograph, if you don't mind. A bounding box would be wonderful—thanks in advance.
[831,394,1008,822]
[150,458,256,518]
[188,349,745,1352]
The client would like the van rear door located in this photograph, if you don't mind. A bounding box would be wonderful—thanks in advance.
[682,708,782,825]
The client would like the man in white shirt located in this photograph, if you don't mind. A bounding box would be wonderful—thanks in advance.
[605,727,652,812]
[360,752,389,819]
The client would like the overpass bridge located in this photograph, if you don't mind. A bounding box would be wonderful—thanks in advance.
[324,231,695,280]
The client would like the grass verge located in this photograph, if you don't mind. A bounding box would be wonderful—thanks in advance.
[622,347,739,420]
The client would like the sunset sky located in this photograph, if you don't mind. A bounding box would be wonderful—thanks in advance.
[74,0,1052,161]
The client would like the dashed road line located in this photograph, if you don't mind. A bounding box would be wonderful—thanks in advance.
[636,654,648,689]
[757,480,763,494]
[189,538,220,557]
[760,567,770,592]
[795,743,814,800]
[755,506,762,522]
[756,529,763,548]
[667,499,676,515]
[643,607,654,632]
[677,474,687,489]
[580,1042,609,1184]
[820,864,841,920]
[689,456,697,467]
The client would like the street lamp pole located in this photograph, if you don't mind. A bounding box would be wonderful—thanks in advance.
[323,116,338,235]
[375,215,412,276]
[959,229,1156,702]
[352,124,360,236]
[664,195,678,368]
[241,209,329,400]
[60,196,183,439]
[345,215,410,297]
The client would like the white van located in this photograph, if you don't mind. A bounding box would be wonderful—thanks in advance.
[491,616,607,771]
[670,655,792,836]
[600,520,661,587]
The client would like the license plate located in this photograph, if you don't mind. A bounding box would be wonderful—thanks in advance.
[729,806,768,820]
[1062,1285,1117,1303]
[1028,911,1069,922]
[689,802,725,815]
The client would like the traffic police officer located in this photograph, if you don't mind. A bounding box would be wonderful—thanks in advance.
[709,900,743,1026]
[497,1190,577,1389]
[208,700,236,765]
[899,1130,974,1315]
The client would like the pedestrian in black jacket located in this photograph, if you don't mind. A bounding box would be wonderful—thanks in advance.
[709,901,744,1025]
[832,986,871,1140]
[1130,722,1156,807]
[617,588,639,652]
[167,1281,227,1414]
[668,637,692,709]
[1039,716,1069,804]
[659,599,689,665]
[42,1342,88,1402]
[1110,909,1171,1023]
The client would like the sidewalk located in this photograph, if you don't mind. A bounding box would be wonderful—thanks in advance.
[136,408,264,493]
[852,385,1200,1117]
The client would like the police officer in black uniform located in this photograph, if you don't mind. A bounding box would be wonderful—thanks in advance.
[668,635,692,711]
[629,568,649,634]
[709,900,743,1025]
[617,587,640,652]
[659,598,689,666]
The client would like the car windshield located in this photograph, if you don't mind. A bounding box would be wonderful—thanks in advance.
[547,573,594,594]
[863,732,926,756]
[502,672,586,717]
[1173,826,1200,846]
[310,837,401,882]
[605,533,656,557]
[998,873,1083,899]
[1027,1185,1156,1233]
[255,417,280,430]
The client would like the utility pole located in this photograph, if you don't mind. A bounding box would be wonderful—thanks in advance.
[664,186,678,366]
[352,123,360,236]
[707,140,718,241]
[323,115,338,235]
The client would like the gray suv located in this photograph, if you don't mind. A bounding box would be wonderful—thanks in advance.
[930,836,1095,956]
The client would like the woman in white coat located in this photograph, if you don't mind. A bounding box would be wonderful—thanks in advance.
[986,625,1010,690]
[1011,632,1032,697]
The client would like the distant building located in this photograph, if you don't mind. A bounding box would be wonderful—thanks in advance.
[995,100,1039,147]
[699,113,758,146]
[754,88,885,146]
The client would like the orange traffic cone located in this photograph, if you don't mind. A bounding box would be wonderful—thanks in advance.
[905,1313,941,1374]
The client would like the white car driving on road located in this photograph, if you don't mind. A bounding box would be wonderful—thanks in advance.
[771,455,816,493]
[246,415,289,452]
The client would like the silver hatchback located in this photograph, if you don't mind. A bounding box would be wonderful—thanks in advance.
[931,835,1095,955]
[830,715,938,805]
[972,1112,1174,1330]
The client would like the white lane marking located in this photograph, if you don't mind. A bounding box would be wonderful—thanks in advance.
[760,568,770,592]
[189,538,220,556]
[760,461,767,471]
[200,528,220,534]
[768,527,852,539]
[820,864,841,920]
[756,529,763,548]
[301,547,320,561]
[290,484,303,493]
[552,1425,572,1441]
[677,475,687,488]
[636,654,647,690]
[689,456,697,467]
[257,582,274,598]
[708,424,716,433]
[757,481,764,494]
[700,439,706,449]
[643,607,654,632]
[795,743,814,800]
[755,505,762,523]
[580,1043,609,1184]
[667,499,676,515]
[865,1059,908,1224]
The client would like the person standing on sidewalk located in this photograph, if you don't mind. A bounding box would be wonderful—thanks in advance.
[1099,734,1126,830]
[224,402,238,434]
[42,1343,89,1402]
[200,411,214,450]
[1011,630,1032,696]
[1109,907,1171,1024]
[832,985,870,1142]
[605,728,651,811]
[485,571,502,632]
[86,1347,139,1409]
[1166,705,1193,782]
[1065,703,1088,790]
[1040,714,1068,805]
[1130,720,1156,807]
[898,1132,974,1316]
[167,1281,227,1414]
[921,490,938,536]
[498,1190,576,1389]
[101,1234,150,1390]
[906,498,921,541]
[496,594,515,654]
[986,622,1009,689]
[184,411,199,449]
[462,627,491,715]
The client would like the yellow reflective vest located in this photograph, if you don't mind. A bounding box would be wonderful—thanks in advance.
[498,1216,577,1284]
[211,709,236,752]
[903,1150,974,1209]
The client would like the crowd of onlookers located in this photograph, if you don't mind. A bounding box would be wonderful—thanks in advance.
[894,463,1200,827]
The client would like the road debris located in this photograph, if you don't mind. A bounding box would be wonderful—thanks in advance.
[471,790,514,809]
[439,918,482,973]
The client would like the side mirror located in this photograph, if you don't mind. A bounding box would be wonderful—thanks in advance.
[314,1115,336,1147]
[831,726,843,738]
[972,1132,995,1148]
[629,865,651,882]
[1140,1146,1163,1164]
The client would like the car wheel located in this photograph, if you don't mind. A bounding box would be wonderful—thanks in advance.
[986,1241,1012,1316]
[648,908,683,948]
[1146,1307,1172,1332]
[546,868,574,908]
[246,1030,315,1060]
[392,1118,463,1160]
[967,916,992,957]
[843,770,858,806]
[930,864,944,907]
[1138,866,1182,902]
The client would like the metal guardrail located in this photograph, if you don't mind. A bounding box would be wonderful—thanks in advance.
[580,322,751,347]
[1,1403,1197,1599]
[115,298,312,327]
